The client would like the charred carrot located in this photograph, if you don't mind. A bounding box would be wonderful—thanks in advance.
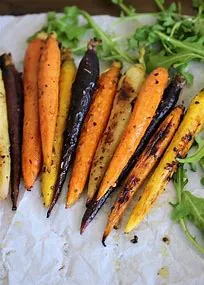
[22,38,44,190]
[97,67,168,201]
[119,75,185,181]
[47,39,100,217]
[0,69,10,200]
[38,34,61,170]
[81,67,169,233]
[66,61,121,207]
[87,64,145,205]
[125,90,204,233]
[0,54,23,210]
[102,106,184,244]
[42,50,76,207]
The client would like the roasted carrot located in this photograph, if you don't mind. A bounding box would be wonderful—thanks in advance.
[102,106,184,243]
[38,34,61,171]
[47,39,100,217]
[119,75,185,182]
[87,64,145,205]
[22,38,44,190]
[80,67,168,233]
[42,50,76,207]
[0,54,23,210]
[97,67,168,201]
[125,90,204,233]
[0,69,10,200]
[66,61,121,207]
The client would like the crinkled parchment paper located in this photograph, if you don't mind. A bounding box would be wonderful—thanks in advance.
[0,14,204,285]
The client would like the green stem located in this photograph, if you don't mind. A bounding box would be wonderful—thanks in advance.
[72,35,126,54]
[155,31,204,57]
[179,218,204,254]
[119,2,133,16]
[80,10,135,63]
[154,0,165,12]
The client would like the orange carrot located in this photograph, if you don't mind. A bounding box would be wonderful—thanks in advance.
[22,38,44,189]
[66,61,121,207]
[102,106,184,242]
[97,67,169,200]
[38,34,61,171]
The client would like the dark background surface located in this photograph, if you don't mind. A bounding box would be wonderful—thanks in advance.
[0,0,194,16]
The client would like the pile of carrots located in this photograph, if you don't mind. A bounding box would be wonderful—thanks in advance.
[1,33,204,244]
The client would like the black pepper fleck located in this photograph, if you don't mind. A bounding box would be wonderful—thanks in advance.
[130,235,138,244]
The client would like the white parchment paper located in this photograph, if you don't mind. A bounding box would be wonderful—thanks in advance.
[0,14,204,285]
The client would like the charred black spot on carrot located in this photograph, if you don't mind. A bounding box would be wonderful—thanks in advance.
[182,133,192,143]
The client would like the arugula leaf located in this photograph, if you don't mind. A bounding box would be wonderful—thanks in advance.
[189,162,197,172]
[193,0,204,10]
[80,10,135,62]
[200,157,204,172]
[177,135,204,164]
[146,50,202,71]
[172,191,204,231]
[122,0,204,83]
[172,165,204,254]
[28,6,89,50]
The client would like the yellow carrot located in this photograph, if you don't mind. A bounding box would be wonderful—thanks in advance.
[87,64,146,204]
[103,106,183,241]
[125,90,204,233]
[42,50,76,207]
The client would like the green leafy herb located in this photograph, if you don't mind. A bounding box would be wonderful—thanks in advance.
[200,157,204,171]
[29,5,135,63]
[172,190,204,231]
[172,165,204,254]
[28,6,89,50]
[155,0,166,12]
[121,0,204,82]
[189,162,197,172]
[80,10,134,62]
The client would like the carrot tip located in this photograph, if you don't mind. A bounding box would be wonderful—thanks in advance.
[102,235,107,247]
[88,38,101,50]
[80,224,86,235]
[47,209,51,218]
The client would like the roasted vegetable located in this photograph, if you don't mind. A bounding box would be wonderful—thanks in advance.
[0,69,10,200]
[22,38,44,189]
[97,67,168,201]
[102,106,184,243]
[67,61,121,207]
[87,63,145,205]
[38,34,61,170]
[119,75,185,182]
[81,67,169,232]
[42,50,76,207]
[47,39,100,217]
[0,54,23,210]
[125,90,204,233]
